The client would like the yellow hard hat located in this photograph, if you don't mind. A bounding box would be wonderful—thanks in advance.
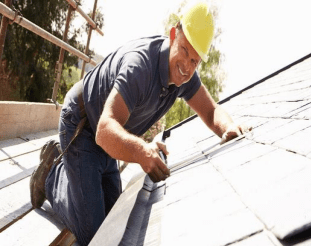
[181,2,214,62]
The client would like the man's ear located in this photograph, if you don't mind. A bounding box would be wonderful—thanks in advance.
[170,27,176,42]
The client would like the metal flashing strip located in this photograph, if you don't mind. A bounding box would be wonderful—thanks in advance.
[168,135,247,175]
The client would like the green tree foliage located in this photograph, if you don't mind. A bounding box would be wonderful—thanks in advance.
[84,8,104,36]
[2,0,103,103]
[165,98,194,129]
[164,1,224,129]
[57,65,81,104]
[3,0,78,102]
[57,8,104,104]
[142,117,166,143]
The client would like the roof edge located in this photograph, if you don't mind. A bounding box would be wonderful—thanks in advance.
[219,52,311,104]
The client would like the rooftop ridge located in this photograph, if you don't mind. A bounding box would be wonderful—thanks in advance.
[219,52,311,104]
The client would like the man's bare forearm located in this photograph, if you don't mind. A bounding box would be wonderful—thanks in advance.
[95,116,148,165]
[94,87,170,182]
[95,116,170,181]
[207,105,234,138]
[187,85,233,138]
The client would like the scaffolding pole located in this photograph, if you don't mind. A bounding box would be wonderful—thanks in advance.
[66,0,103,36]
[51,6,73,103]
[80,0,98,79]
[0,0,12,64]
[0,2,97,66]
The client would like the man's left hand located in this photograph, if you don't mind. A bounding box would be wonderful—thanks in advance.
[221,123,252,144]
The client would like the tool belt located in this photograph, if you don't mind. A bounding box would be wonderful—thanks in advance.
[54,80,87,165]
[76,79,86,119]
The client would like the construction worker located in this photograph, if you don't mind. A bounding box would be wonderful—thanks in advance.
[30,2,251,245]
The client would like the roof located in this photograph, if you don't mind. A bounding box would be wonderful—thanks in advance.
[90,53,311,246]
[0,130,73,245]
[0,53,310,246]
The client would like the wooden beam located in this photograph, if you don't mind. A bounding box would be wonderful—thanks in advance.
[50,228,77,246]
[51,5,74,102]
[80,0,98,79]
[0,2,96,66]
[0,177,32,231]
[66,0,104,36]
[0,0,11,61]
[0,131,59,162]
[0,150,40,189]
[0,202,65,245]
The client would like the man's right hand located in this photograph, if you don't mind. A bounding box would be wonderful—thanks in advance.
[96,88,170,182]
[140,142,170,183]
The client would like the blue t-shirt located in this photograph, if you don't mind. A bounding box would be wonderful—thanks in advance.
[83,36,201,136]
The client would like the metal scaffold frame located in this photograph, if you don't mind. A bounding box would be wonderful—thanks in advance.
[0,0,103,104]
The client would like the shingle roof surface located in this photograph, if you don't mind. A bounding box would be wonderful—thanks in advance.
[90,54,311,246]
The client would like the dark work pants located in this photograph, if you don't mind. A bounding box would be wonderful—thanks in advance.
[45,84,121,246]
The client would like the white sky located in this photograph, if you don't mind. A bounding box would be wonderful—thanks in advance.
[75,0,311,100]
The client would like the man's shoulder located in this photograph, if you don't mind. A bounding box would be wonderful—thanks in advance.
[125,35,167,49]
[120,36,167,59]
[116,36,167,71]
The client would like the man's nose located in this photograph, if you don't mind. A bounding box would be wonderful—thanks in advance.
[183,59,191,73]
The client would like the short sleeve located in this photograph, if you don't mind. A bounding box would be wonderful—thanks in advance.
[113,52,151,113]
[178,70,201,101]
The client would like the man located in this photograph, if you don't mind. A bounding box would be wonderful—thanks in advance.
[30,3,250,245]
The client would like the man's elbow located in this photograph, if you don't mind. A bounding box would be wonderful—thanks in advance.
[205,105,217,127]
[95,127,101,147]
[95,119,107,147]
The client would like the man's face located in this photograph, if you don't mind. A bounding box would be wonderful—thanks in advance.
[169,27,201,87]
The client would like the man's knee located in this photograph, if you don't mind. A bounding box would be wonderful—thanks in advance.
[76,224,99,246]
